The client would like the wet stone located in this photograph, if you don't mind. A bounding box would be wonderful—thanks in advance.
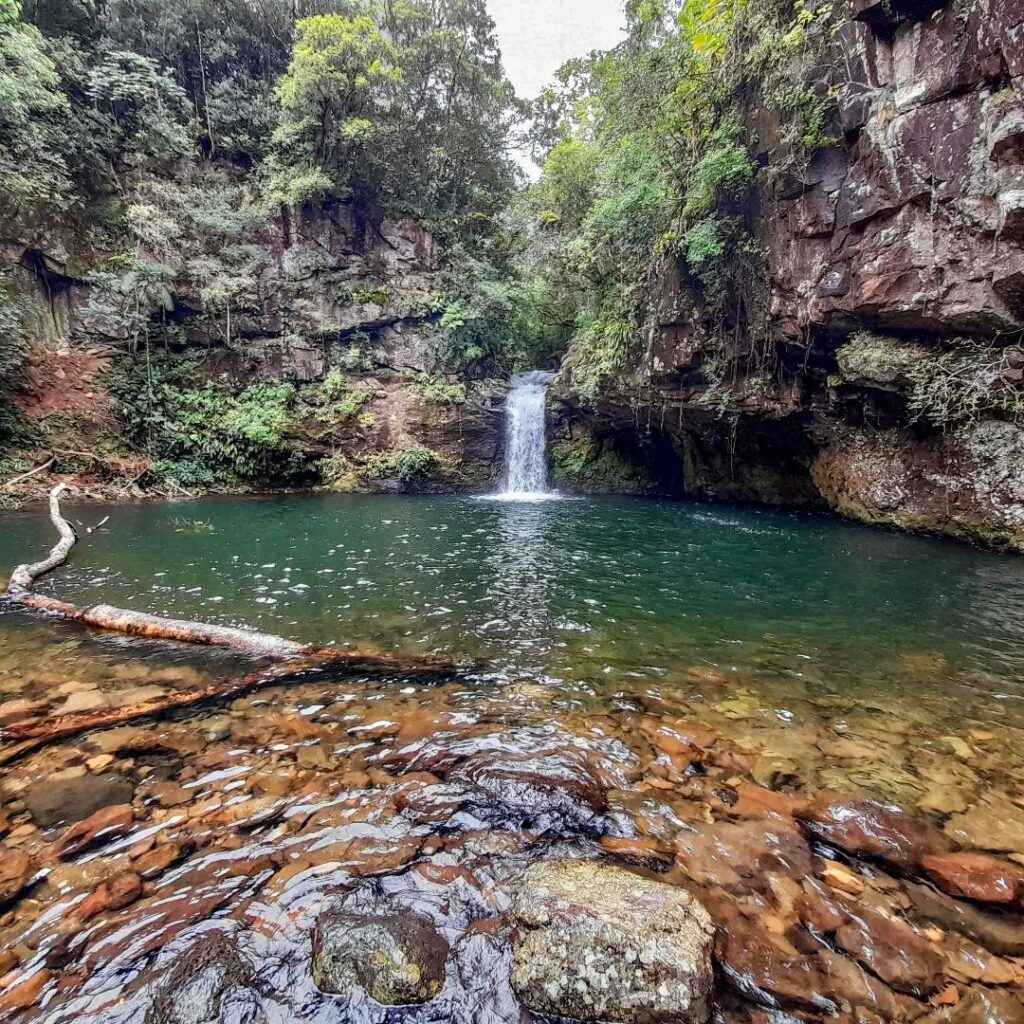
[674,819,812,893]
[510,858,715,1024]
[0,850,32,904]
[716,916,838,1016]
[795,797,954,870]
[945,800,1024,855]
[147,933,254,1024]
[451,750,614,835]
[24,772,135,828]
[53,803,133,859]
[311,911,449,1005]
[920,987,1024,1024]
[75,871,142,920]
[832,899,945,996]
[905,880,1024,957]
[921,852,1024,907]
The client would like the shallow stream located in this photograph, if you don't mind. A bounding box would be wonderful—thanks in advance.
[1,495,1023,1022]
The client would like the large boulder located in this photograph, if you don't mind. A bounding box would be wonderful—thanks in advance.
[311,912,448,1006]
[510,859,715,1024]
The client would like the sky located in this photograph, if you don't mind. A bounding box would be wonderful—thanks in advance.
[487,0,627,175]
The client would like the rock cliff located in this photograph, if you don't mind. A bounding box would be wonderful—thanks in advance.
[2,200,506,497]
[553,0,1024,551]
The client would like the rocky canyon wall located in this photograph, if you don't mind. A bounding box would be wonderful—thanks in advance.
[553,0,1024,551]
[1,201,506,497]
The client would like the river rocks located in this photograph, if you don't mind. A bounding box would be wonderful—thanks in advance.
[599,835,674,868]
[510,859,714,1024]
[921,987,1024,1024]
[905,880,1024,957]
[148,934,254,1024]
[24,773,134,828]
[452,751,612,834]
[833,901,945,995]
[727,781,809,820]
[922,852,1024,907]
[134,842,190,880]
[945,800,1024,854]
[716,916,837,1015]
[74,871,142,920]
[675,819,813,893]
[795,797,954,870]
[53,803,133,859]
[0,850,32,904]
[386,729,623,836]
[311,911,448,1005]
[144,782,191,808]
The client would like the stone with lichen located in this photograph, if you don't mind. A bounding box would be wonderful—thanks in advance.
[510,858,715,1024]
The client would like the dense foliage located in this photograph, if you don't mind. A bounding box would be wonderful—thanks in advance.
[519,0,837,403]
[0,0,847,483]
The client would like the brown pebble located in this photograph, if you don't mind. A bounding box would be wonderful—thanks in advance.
[0,969,51,1012]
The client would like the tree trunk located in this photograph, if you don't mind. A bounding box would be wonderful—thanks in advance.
[3,485,460,670]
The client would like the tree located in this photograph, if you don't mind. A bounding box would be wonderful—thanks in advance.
[379,0,522,225]
[0,3,74,224]
[264,12,401,215]
[88,47,194,163]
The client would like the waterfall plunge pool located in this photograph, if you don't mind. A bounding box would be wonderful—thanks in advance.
[3,493,1024,1023]
[3,492,1024,722]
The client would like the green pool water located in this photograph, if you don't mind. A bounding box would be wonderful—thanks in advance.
[2,493,1024,715]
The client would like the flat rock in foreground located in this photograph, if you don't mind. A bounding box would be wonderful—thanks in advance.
[510,858,715,1024]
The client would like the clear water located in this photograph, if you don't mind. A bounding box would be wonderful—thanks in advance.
[3,493,1024,714]
[4,494,1024,1022]
[495,370,556,499]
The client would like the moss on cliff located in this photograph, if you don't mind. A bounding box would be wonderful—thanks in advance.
[550,431,655,494]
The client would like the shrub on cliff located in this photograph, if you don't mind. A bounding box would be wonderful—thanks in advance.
[104,358,302,483]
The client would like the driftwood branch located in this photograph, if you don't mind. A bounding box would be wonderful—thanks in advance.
[2,484,460,680]
[0,457,56,492]
[0,654,453,765]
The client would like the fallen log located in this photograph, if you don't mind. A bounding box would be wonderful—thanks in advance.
[2,483,460,667]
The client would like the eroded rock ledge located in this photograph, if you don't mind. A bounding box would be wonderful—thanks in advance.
[551,0,1024,553]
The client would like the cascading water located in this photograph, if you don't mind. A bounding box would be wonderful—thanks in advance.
[494,370,556,500]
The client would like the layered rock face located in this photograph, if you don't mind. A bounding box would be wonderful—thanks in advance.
[5,202,506,495]
[554,0,1024,551]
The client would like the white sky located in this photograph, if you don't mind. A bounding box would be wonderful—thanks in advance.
[487,0,627,175]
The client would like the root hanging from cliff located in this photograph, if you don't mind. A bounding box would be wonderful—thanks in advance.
[2,484,462,713]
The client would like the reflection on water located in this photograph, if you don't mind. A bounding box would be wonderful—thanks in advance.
[3,496,1024,1021]
[483,502,559,673]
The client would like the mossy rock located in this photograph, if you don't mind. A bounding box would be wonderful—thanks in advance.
[550,433,655,494]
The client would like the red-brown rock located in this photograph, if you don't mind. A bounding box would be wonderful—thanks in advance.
[0,850,32,904]
[74,871,142,921]
[730,782,809,820]
[675,819,813,893]
[599,835,674,867]
[716,917,838,1014]
[921,852,1024,907]
[53,804,133,860]
[795,797,954,870]
[833,901,945,996]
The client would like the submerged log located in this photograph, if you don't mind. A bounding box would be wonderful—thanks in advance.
[2,484,460,674]
[0,655,450,765]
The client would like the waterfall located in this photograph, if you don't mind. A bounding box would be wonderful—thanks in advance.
[495,371,556,500]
